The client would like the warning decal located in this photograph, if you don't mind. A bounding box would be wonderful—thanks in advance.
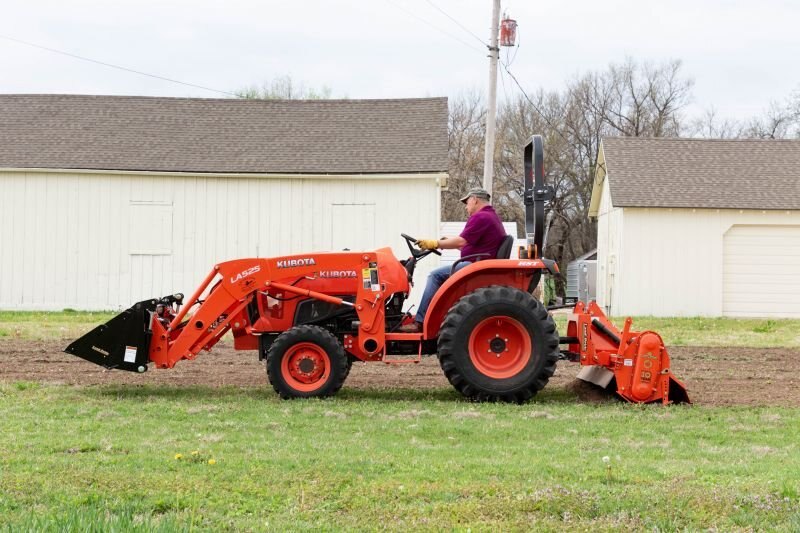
[124,346,138,364]
[362,263,380,291]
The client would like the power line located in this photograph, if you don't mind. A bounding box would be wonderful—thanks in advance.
[501,59,576,149]
[424,0,488,48]
[0,33,239,97]
[382,0,485,54]
[504,26,520,68]
[498,56,511,104]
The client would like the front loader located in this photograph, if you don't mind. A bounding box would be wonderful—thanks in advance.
[66,136,689,405]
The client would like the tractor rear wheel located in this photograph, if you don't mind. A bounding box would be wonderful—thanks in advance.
[437,286,559,403]
[266,325,349,399]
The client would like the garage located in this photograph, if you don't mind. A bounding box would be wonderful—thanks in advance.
[723,225,800,318]
[591,137,800,317]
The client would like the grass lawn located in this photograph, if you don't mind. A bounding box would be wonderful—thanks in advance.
[2,311,799,529]
[1,383,799,531]
[3,310,800,348]
[0,311,116,341]
[551,314,800,348]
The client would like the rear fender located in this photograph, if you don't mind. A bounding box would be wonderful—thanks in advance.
[422,259,554,339]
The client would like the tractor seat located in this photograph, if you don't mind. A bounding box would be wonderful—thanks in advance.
[450,234,515,275]
[496,234,514,259]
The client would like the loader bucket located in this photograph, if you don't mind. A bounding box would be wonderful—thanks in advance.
[64,299,156,372]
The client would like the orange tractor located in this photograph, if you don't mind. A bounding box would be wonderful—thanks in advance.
[66,136,689,404]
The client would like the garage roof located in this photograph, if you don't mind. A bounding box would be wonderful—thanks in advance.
[600,137,800,210]
[0,94,448,174]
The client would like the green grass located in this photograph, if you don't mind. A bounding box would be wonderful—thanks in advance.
[1,383,798,530]
[3,311,800,348]
[0,310,116,341]
[552,315,800,348]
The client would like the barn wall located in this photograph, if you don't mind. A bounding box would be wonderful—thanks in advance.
[594,177,624,314]
[0,170,443,310]
[616,207,800,316]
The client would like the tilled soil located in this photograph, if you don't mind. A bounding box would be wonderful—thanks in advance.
[1,339,798,406]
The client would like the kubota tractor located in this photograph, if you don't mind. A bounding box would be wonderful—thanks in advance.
[66,136,689,404]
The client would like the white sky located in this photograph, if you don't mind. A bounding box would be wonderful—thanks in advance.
[2,0,798,122]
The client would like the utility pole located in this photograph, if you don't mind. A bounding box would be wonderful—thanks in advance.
[482,0,501,198]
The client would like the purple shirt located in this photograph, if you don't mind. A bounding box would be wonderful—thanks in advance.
[459,205,506,261]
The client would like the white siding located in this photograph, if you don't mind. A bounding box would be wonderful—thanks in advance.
[723,225,800,318]
[609,208,800,317]
[0,170,441,310]
[594,177,624,314]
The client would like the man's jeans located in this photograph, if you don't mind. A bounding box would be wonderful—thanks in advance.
[414,261,469,323]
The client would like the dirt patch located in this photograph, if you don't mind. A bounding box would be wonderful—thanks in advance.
[564,379,618,404]
[1,340,798,407]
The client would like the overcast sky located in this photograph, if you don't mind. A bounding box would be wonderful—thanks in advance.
[2,0,798,123]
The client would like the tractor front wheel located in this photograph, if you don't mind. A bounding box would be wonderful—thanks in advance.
[437,286,559,403]
[266,325,349,399]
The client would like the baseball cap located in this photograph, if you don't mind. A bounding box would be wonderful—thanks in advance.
[459,187,491,203]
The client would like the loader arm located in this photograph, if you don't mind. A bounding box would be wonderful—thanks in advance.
[66,252,396,371]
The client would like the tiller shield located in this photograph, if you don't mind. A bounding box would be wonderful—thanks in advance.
[563,301,690,405]
[64,299,157,372]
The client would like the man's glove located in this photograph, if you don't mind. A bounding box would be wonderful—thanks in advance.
[417,239,439,250]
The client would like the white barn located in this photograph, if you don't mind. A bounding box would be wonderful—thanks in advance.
[590,137,800,318]
[0,95,448,310]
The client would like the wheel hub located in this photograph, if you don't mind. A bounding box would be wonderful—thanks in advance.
[281,342,330,390]
[298,357,316,374]
[468,316,532,379]
[489,337,506,353]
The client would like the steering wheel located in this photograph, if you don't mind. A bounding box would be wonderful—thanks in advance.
[401,233,441,257]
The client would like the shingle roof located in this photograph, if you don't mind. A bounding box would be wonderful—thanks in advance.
[0,94,448,174]
[602,137,800,210]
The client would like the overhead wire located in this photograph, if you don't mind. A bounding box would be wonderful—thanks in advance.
[382,0,486,54]
[419,3,576,150]
[498,55,511,104]
[502,57,606,190]
[504,24,520,68]
[424,0,488,48]
[416,2,580,175]
[0,33,239,97]
[501,59,577,150]
[388,3,599,200]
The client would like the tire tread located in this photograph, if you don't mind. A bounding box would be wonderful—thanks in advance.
[437,286,559,403]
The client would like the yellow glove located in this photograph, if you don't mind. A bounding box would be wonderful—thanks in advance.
[417,239,439,250]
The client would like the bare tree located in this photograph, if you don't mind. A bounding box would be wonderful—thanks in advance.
[236,75,334,100]
[586,58,693,138]
[741,100,799,139]
[688,107,744,139]
[690,98,800,139]
[445,59,695,296]
[444,90,486,222]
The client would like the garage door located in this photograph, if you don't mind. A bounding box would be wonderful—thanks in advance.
[723,225,800,317]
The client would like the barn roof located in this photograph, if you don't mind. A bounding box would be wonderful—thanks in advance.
[597,137,800,211]
[0,94,448,175]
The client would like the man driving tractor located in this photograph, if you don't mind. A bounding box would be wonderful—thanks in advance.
[398,187,506,333]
